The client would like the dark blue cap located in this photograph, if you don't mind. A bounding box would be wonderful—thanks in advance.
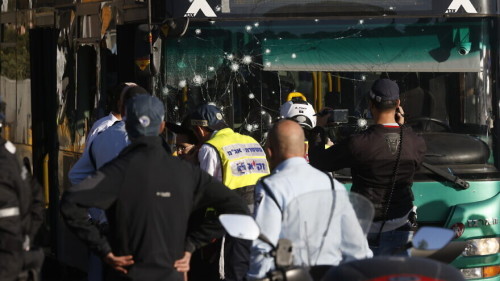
[125,94,165,138]
[189,104,227,130]
[369,79,400,102]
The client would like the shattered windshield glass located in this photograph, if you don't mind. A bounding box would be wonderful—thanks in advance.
[162,17,496,176]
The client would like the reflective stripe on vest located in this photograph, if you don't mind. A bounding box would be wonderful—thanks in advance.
[207,128,269,190]
[0,207,20,218]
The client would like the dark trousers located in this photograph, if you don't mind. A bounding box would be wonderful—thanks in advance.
[223,236,251,281]
[188,236,251,281]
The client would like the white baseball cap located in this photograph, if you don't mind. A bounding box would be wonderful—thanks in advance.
[279,100,317,130]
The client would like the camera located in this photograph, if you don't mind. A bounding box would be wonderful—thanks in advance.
[317,109,349,124]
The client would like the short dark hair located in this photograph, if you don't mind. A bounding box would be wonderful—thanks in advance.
[121,86,150,115]
[109,82,141,114]
[183,131,198,145]
[371,99,398,111]
[108,83,127,113]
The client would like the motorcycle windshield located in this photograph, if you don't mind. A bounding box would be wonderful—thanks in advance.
[281,189,374,267]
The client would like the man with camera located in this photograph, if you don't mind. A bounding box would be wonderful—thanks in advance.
[308,78,427,256]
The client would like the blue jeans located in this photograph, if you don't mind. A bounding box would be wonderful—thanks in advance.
[367,229,413,257]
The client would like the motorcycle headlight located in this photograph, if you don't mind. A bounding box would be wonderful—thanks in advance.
[462,237,500,256]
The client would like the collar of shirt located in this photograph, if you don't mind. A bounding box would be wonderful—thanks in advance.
[273,157,308,174]
[109,113,119,122]
[382,123,399,128]
[209,130,219,140]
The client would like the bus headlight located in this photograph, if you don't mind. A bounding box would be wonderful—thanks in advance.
[460,265,500,279]
[460,267,482,279]
[462,237,500,256]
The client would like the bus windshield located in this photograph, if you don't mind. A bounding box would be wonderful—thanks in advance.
[163,17,497,178]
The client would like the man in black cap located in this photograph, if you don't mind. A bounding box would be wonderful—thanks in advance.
[308,78,427,256]
[0,97,44,281]
[68,84,147,281]
[61,95,248,281]
[188,103,269,281]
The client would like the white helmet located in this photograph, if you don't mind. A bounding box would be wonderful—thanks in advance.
[279,100,317,130]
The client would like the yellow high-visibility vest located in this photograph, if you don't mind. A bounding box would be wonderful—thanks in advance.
[206,128,270,190]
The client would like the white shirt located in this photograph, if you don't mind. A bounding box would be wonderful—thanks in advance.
[248,157,372,279]
[198,131,223,182]
[87,113,119,145]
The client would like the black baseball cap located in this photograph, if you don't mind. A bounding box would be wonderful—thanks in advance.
[369,79,400,102]
[166,118,191,135]
[125,94,165,138]
[189,103,227,131]
[166,117,197,141]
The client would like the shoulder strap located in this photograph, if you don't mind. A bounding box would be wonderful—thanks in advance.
[314,171,337,263]
[323,171,335,190]
[376,125,404,240]
[259,177,283,214]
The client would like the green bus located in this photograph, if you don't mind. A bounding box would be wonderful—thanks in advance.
[1,0,499,279]
[160,1,500,279]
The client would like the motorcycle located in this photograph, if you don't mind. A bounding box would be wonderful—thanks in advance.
[219,189,466,281]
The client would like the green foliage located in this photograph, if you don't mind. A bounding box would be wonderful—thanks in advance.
[0,27,30,80]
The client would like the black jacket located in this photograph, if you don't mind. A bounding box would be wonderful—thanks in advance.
[0,138,44,281]
[309,125,426,221]
[61,136,248,281]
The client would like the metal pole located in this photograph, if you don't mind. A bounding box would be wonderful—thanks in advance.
[148,0,154,94]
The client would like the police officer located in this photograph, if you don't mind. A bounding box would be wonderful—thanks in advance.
[308,78,427,256]
[0,98,44,281]
[249,120,372,279]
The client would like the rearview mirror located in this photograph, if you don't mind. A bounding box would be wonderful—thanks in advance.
[219,214,260,240]
[413,227,455,250]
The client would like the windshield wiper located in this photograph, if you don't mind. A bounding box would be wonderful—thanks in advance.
[421,162,470,189]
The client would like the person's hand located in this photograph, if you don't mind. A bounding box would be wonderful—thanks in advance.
[396,106,405,125]
[174,251,192,273]
[316,107,334,127]
[104,252,134,274]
